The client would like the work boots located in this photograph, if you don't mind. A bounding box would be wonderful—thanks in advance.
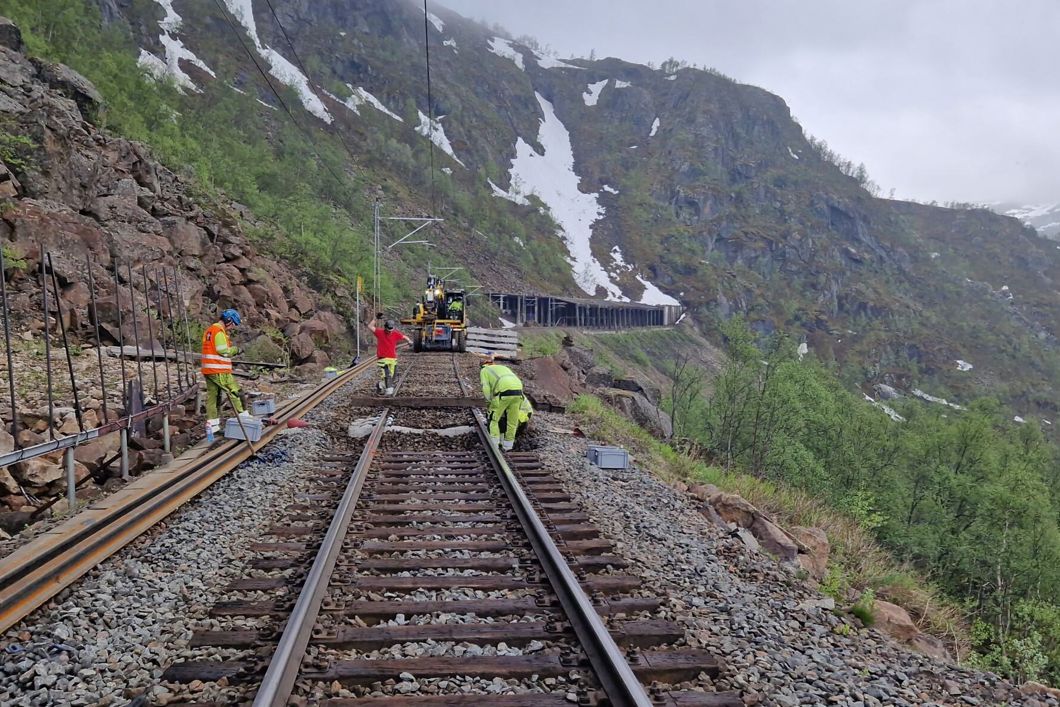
[501,440,514,452]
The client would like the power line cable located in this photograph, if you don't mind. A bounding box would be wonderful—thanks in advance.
[208,0,348,188]
[259,0,365,172]
[423,0,437,213]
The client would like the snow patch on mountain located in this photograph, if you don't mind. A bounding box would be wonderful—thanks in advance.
[583,80,607,106]
[533,51,582,70]
[649,117,660,137]
[496,93,625,300]
[614,80,632,88]
[608,247,678,305]
[416,111,464,166]
[956,360,973,372]
[336,85,403,121]
[424,9,444,32]
[636,275,680,306]
[223,0,331,123]
[601,184,619,194]
[864,394,905,422]
[488,37,524,70]
[995,202,1060,239]
[912,388,965,411]
[443,38,457,52]
[141,0,216,92]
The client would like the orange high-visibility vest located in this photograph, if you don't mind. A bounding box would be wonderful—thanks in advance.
[201,322,233,375]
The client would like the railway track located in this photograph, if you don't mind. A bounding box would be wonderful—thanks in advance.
[160,353,740,706]
[0,358,381,635]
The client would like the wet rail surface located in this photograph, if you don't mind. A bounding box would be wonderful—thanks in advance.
[160,353,740,706]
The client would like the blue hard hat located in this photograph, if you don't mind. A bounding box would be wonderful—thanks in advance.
[221,309,242,326]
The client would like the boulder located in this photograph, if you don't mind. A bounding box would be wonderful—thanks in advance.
[0,466,20,494]
[790,526,830,580]
[688,483,720,502]
[522,356,581,409]
[585,366,614,388]
[161,217,206,257]
[749,516,798,562]
[61,281,91,309]
[0,16,23,52]
[1020,682,1060,699]
[872,600,918,641]
[6,200,111,267]
[709,492,757,528]
[74,434,120,472]
[289,289,313,315]
[910,632,951,662]
[33,59,103,116]
[873,383,901,400]
[289,332,316,362]
[628,391,673,438]
[13,456,62,486]
[0,426,13,455]
[0,157,22,198]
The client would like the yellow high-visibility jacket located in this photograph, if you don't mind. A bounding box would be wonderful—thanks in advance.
[480,363,523,401]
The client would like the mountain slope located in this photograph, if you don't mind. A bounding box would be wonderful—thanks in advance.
[24,0,1060,413]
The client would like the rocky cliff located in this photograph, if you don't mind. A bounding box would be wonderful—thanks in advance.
[0,17,348,373]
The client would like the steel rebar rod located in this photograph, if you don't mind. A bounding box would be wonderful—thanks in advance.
[48,254,85,433]
[125,263,145,400]
[111,261,129,402]
[153,271,173,401]
[141,266,160,401]
[162,270,185,391]
[40,247,54,441]
[86,255,109,422]
[0,243,20,447]
[172,269,195,388]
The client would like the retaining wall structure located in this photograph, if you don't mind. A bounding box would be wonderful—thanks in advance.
[486,292,681,329]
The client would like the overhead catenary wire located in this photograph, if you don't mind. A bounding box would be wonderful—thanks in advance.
[208,0,349,189]
[423,0,437,213]
[259,0,364,173]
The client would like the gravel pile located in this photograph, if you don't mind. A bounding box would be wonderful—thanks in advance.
[0,375,371,706]
[531,412,1056,707]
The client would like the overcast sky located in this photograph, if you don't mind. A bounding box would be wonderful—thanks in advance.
[439,0,1059,206]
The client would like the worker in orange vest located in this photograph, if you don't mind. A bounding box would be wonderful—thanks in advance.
[202,309,251,441]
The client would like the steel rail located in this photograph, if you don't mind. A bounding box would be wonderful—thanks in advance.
[253,408,388,706]
[254,360,416,706]
[0,359,377,633]
[456,355,653,707]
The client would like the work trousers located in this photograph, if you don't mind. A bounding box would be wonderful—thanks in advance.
[488,394,523,443]
[204,373,243,419]
[377,358,397,386]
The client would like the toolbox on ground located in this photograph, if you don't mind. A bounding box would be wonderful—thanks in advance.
[587,445,629,469]
[225,416,264,442]
[250,396,276,416]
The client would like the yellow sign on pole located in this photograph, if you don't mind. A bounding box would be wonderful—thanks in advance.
[356,275,363,293]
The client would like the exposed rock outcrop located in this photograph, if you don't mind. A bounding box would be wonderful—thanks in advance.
[0,22,348,369]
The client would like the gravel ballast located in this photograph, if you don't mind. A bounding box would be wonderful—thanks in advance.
[0,374,371,706]
[530,411,1057,707]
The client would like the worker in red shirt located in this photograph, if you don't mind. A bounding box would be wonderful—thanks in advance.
[368,315,412,395]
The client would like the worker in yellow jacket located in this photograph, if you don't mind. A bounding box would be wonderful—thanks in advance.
[202,309,251,441]
[479,354,524,451]
[498,395,534,448]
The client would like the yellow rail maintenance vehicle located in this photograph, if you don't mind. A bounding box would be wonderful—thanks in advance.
[402,275,468,352]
